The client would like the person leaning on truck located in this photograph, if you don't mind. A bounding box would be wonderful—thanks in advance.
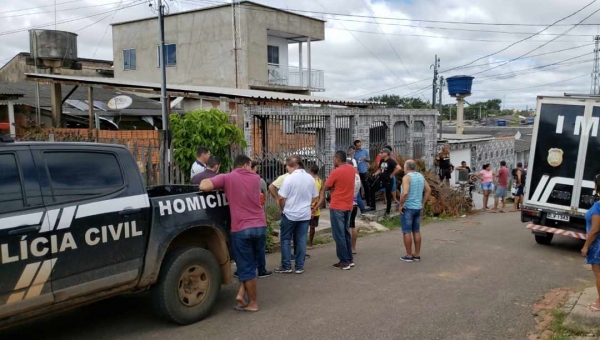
[190,156,220,185]
[199,155,265,313]
[435,144,454,187]
[581,174,600,312]
[190,146,211,179]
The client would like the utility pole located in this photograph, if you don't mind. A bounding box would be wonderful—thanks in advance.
[431,55,440,109]
[231,1,240,88]
[591,35,600,95]
[157,0,169,184]
[438,76,444,139]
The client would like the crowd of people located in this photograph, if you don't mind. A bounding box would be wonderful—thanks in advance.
[193,140,431,312]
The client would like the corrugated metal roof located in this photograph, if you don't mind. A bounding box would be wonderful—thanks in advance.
[25,73,378,107]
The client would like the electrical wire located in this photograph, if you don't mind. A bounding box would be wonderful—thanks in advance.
[0,0,88,15]
[92,0,126,57]
[0,0,138,19]
[476,74,589,92]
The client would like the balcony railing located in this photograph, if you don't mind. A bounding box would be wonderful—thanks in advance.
[267,64,324,91]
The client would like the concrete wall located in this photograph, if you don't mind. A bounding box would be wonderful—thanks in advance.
[112,4,324,89]
[0,54,112,83]
[266,36,289,67]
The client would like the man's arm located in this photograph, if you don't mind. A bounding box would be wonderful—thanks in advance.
[422,180,432,209]
[199,178,214,191]
[399,175,411,209]
[277,181,290,212]
[391,164,402,178]
[268,184,279,201]
[583,215,600,256]
[434,154,440,167]
[199,174,225,192]
[517,170,522,186]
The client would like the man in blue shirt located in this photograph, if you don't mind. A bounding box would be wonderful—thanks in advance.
[399,159,431,263]
[353,140,373,210]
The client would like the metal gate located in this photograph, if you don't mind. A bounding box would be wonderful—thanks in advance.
[369,121,388,158]
[335,116,352,151]
[251,114,327,185]
[393,121,409,157]
[413,120,425,159]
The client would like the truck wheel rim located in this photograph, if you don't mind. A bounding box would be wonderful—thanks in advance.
[178,265,210,307]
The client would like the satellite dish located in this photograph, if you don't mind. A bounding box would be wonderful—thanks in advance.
[170,97,183,109]
[108,95,133,110]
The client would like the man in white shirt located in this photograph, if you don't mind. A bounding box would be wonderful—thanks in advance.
[274,155,319,274]
[190,146,211,179]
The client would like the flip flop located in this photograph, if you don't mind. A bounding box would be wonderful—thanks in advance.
[588,305,600,312]
[233,306,258,312]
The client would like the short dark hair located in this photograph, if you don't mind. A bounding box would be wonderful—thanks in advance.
[461,161,467,164]
[196,146,210,157]
[483,163,490,170]
[334,150,347,163]
[207,156,220,168]
[517,162,523,168]
[250,159,260,170]
[384,145,392,151]
[233,155,251,168]
[348,145,356,151]
[309,164,319,175]
[500,160,506,166]
[286,155,304,169]
[353,140,361,146]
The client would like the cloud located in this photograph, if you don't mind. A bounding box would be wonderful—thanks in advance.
[1,0,597,109]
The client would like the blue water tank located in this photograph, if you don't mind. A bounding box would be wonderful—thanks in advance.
[498,120,507,126]
[447,75,474,97]
[526,118,534,125]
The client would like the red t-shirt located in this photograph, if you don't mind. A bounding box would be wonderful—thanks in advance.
[497,167,509,188]
[325,164,356,211]
[209,168,266,233]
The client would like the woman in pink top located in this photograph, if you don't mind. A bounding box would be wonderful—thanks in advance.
[477,164,495,210]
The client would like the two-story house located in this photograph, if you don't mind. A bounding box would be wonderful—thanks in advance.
[111,1,325,96]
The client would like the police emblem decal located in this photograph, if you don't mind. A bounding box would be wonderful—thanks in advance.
[548,148,564,167]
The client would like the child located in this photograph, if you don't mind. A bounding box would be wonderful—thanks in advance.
[308,165,322,250]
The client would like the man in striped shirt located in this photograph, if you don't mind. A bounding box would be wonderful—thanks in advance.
[399,159,431,263]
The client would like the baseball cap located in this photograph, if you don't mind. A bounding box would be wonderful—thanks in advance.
[380,148,391,154]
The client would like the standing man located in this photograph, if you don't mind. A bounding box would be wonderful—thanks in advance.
[199,155,265,312]
[512,162,527,211]
[274,156,319,274]
[372,148,402,216]
[316,151,356,270]
[399,160,431,262]
[493,161,510,213]
[353,140,373,211]
[456,161,476,198]
[435,144,454,186]
[190,146,211,179]
[190,156,220,185]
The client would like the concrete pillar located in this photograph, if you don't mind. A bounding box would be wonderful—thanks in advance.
[456,97,464,135]
[50,83,62,128]
[7,100,15,137]
[307,37,312,89]
[299,42,303,87]
[87,87,94,130]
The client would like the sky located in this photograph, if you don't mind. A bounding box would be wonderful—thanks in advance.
[2,0,600,109]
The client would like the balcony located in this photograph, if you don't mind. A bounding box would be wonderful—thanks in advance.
[267,64,325,91]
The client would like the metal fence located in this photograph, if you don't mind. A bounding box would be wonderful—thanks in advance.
[369,121,388,160]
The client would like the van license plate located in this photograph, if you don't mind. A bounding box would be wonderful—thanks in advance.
[547,213,570,222]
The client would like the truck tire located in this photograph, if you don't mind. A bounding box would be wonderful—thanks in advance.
[535,233,554,245]
[151,247,222,325]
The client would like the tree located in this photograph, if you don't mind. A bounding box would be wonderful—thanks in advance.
[366,95,430,109]
[170,109,246,178]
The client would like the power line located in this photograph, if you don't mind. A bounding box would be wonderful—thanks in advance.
[92,0,126,57]
[440,0,598,73]
[476,74,589,92]
[0,0,137,19]
[0,1,146,37]
[0,0,87,15]
[77,0,136,33]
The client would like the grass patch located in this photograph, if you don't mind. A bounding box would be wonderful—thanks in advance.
[549,309,594,339]
[377,214,456,230]
[311,235,333,246]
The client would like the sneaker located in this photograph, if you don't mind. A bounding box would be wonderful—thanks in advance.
[333,262,351,270]
[413,256,421,262]
[349,261,355,268]
[305,254,311,259]
[274,267,293,274]
[258,270,273,278]
[295,268,305,274]
[401,255,414,262]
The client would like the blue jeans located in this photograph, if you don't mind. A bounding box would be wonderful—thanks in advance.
[280,214,310,270]
[231,227,267,282]
[330,209,353,265]
[356,194,366,213]
[401,208,422,234]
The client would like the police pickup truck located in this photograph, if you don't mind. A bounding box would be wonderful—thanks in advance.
[0,136,232,328]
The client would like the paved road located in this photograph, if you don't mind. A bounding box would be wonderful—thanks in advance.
[1,212,593,340]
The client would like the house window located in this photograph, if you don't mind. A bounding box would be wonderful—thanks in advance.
[267,45,279,65]
[123,49,136,70]
[157,43,177,67]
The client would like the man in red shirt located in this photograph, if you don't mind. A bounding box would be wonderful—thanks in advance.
[493,160,510,213]
[315,151,356,270]
[199,155,265,312]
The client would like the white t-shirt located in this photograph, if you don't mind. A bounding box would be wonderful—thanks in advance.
[347,157,358,168]
[190,161,206,178]
[278,169,319,221]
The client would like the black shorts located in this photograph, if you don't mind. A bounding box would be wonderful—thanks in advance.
[309,216,320,227]
[439,168,452,180]
[516,185,525,196]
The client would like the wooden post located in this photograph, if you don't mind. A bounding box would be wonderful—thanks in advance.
[50,83,62,127]
[87,87,94,131]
